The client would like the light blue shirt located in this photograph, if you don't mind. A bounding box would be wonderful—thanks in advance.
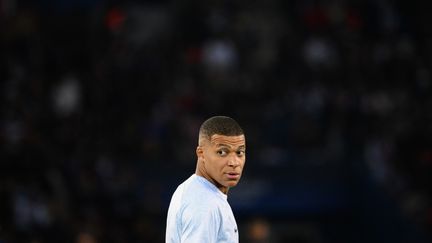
[166,174,239,243]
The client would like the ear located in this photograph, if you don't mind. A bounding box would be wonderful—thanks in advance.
[196,146,204,161]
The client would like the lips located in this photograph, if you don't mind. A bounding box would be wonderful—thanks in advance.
[226,172,240,179]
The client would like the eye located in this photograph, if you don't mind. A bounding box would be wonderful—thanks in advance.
[236,150,245,157]
[217,150,228,156]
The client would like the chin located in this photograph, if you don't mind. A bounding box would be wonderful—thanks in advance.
[226,181,239,188]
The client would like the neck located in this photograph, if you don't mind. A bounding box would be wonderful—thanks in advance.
[195,165,229,194]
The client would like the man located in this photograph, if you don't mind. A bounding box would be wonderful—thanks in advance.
[166,116,246,243]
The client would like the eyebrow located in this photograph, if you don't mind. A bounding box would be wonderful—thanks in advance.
[215,143,246,149]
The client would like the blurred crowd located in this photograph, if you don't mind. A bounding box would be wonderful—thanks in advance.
[1,0,432,242]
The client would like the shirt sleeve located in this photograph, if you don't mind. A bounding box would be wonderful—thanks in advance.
[180,206,220,243]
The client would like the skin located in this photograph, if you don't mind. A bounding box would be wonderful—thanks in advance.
[195,134,246,194]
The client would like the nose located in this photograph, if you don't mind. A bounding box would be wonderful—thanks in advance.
[227,156,241,167]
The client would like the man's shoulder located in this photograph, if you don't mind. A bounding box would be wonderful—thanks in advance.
[181,196,222,225]
[179,176,223,209]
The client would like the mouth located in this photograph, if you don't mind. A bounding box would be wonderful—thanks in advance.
[226,172,240,180]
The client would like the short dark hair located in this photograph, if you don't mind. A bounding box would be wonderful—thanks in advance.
[199,116,244,139]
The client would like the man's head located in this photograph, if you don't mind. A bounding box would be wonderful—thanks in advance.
[196,116,246,194]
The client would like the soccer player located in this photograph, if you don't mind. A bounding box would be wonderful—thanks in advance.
[166,116,246,243]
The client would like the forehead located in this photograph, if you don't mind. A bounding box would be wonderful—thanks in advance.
[209,134,246,147]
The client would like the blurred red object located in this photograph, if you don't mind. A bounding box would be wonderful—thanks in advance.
[105,7,126,32]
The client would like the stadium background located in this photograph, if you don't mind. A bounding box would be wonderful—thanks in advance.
[1,0,431,242]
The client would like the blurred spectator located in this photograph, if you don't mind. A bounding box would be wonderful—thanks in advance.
[244,217,273,243]
[51,73,82,118]
[75,232,97,243]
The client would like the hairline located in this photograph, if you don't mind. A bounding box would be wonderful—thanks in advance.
[198,133,245,146]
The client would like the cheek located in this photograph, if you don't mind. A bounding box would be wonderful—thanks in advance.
[204,155,218,168]
[240,159,246,168]
[207,157,225,171]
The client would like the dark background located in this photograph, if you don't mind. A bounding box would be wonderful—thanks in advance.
[1,0,431,242]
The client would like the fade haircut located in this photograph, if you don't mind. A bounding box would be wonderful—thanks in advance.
[199,116,244,142]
